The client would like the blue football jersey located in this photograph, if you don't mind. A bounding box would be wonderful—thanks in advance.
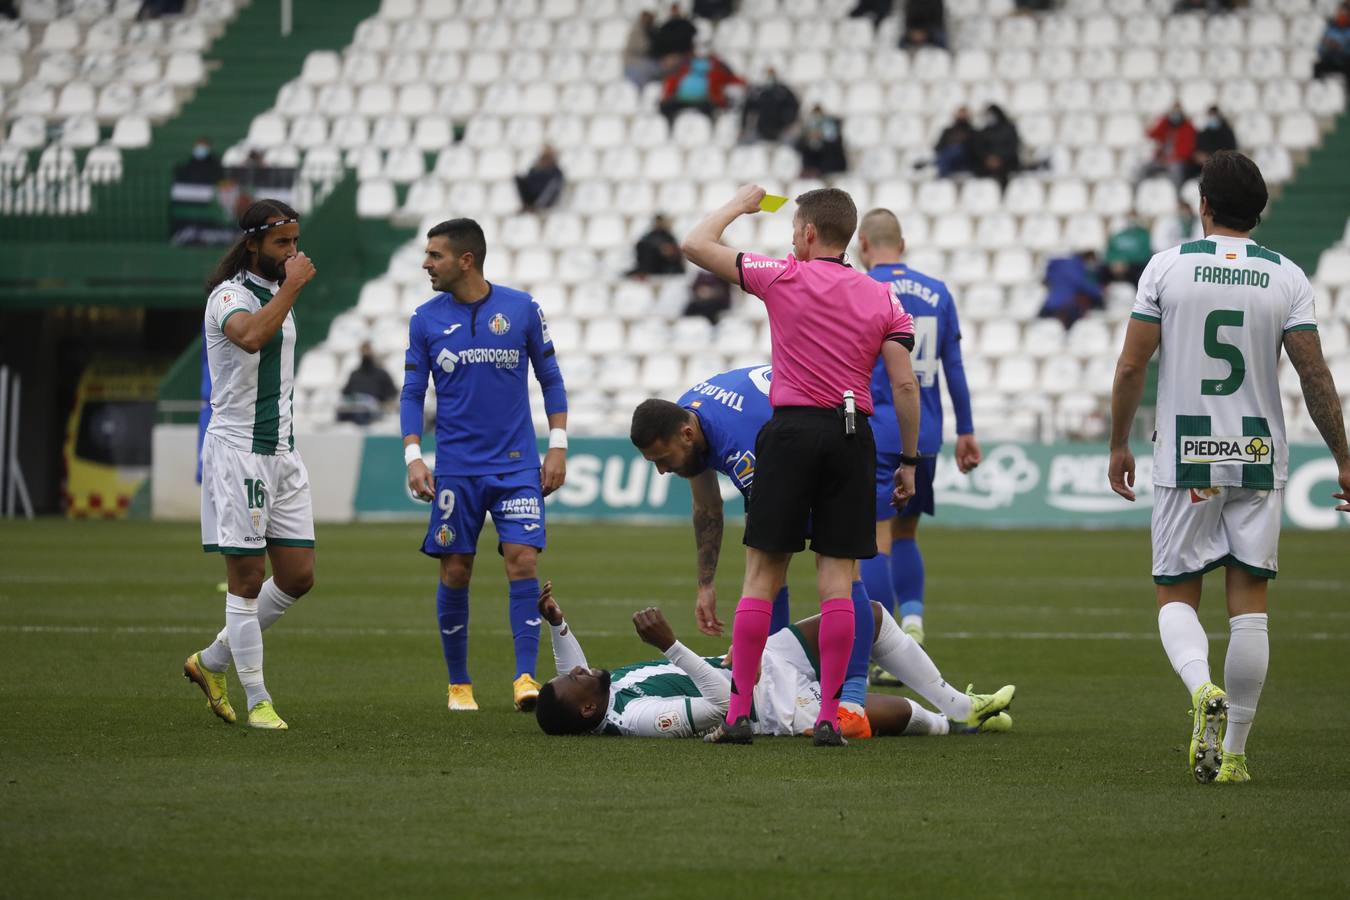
[400,283,567,477]
[866,264,972,457]
[677,365,773,498]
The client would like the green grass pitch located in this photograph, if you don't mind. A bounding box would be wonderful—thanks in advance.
[2,519,1348,898]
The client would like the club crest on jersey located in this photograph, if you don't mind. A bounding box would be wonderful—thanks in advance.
[489,313,510,335]
[250,509,262,532]
[435,524,455,547]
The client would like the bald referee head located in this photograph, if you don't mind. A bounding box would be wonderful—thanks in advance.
[681,184,923,745]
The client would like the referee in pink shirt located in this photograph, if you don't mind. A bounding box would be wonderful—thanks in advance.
[682,185,921,745]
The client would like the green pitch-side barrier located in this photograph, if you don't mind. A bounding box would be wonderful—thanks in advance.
[353,436,1348,531]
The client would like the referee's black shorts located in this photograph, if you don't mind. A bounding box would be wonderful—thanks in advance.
[744,407,877,559]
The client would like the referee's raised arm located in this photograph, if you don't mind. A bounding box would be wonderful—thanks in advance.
[680,184,766,285]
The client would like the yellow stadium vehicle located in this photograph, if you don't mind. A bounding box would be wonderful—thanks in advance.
[63,362,161,519]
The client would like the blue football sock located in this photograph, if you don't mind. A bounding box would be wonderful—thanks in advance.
[891,537,925,619]
[770,585,791,634]
[508,578,542,678]
[841,580,871,707]
[859,552,894,615]
[436,582,470,684]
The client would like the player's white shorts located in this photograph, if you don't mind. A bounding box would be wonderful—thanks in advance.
[1151,485,1281,584]
[201,432,315,556]
[752,627,823,736]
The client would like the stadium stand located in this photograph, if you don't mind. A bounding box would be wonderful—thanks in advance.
[244,0,1350,439]
[8,0,1344,442]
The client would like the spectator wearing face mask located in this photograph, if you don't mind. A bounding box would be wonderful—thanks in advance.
[1313,3,1350,82]
[899,0,947,50]
[971,104,1020,188]
[340,342,398,425]
[176,136,223,185]
[740,67,800,143]
[795,104,848,177]
[934,106,976,178]
[1138,102,1196,188]
[659,53,745,125]
[1192,106,1237,177]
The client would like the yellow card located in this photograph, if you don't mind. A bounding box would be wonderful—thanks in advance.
[758,194,788,213]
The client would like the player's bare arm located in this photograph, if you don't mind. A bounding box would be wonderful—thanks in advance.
[689,469,725,636]
[681,184,766,285]
[881,339,920,506]
[633,607,677,652]
[1108,318,1161,502]
[955,433,982,473]
[223,253,316,354]
[404,435,435,501]
[1284,328,1350,511]
[542,411,568,496]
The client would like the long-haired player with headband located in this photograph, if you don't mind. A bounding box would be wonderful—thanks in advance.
[183,199,318,731]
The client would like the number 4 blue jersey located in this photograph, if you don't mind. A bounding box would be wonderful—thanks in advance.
[866,264,973,456]
[677,365,774,498]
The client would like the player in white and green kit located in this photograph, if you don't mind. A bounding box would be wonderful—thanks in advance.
[1110,152,1350,784]
[533,583,1014,739]
[183,199,319,731]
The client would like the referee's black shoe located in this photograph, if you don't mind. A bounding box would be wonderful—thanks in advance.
[812,720,848,747]
[703,715,753,744]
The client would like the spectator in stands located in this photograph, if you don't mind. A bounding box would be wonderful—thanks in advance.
[849,0,893,27]
[339,343,398,425]
[933,106,976,178]
[652,4,697,59]
[659,53,745,125]
[683,270,733,324]
[1313,3,1350,82]
[795,104,848,177]
[740,68,800,143]
[0,1,17,20]
[694,0,737,19]
[515,145,565,213]
[1100,214,1152,287]
[138,0,187,17]
[1150,199,1200,251]
[1039,251,1103,329]
[175,136,223,186]
[1139,102,1196,188]
[972,104,1020,188]
[1014,0,1055,10]
[899,0,948,50]
[630,214,686,277]
[1173,0,1235,11]
[1192,105,1237,177]
[623,10,662,88]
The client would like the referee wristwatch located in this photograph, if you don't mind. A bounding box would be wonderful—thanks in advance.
[898,453,922,467]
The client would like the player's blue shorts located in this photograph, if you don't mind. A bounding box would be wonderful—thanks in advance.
[420,469,546,557]
[875,454,937,520]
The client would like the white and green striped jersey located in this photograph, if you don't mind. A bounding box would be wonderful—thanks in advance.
[547,622,731,738]
[204,271,297,456]
[1131,234,1317,489]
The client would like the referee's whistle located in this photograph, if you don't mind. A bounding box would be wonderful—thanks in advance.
[843,390,856,436]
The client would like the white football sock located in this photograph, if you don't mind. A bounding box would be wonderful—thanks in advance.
[200,578,299,672]
[872,608,972,721]
[1222,613,1268,756]
[225,592,269,710]
[900,614,923,631]
[901,699,950,736]
[1157,601,1211,696]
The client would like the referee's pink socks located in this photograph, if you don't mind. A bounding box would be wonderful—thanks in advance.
[816,597,856,729]
[727,597,774,724]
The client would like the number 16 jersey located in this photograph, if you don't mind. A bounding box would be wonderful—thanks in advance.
[1131,234,1317,490]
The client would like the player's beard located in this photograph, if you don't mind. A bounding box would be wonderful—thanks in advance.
[258,251,286,283]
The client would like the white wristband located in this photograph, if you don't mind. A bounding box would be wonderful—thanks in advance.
[404,443,422,466]
[548,428,568,450]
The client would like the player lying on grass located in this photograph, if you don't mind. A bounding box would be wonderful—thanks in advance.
[533,582,1014,739]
